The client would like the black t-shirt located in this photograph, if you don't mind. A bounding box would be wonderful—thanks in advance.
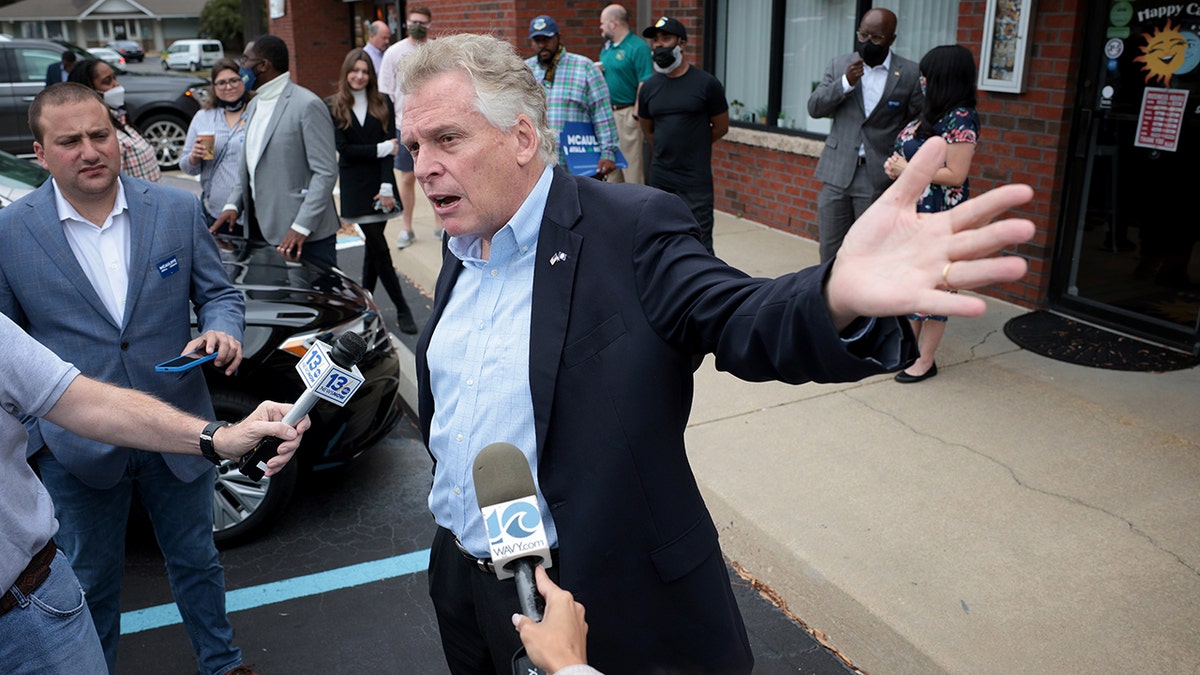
[638,66,728,190]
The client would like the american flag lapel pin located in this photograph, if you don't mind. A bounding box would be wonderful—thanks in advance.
[549,251,568,265]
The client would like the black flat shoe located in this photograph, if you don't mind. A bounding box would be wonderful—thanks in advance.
[894,362,937,383]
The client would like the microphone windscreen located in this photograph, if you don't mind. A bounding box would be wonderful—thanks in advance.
[330,331,368,367]
[473,442,537,508]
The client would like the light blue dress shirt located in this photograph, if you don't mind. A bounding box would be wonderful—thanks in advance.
[426,167,555,557]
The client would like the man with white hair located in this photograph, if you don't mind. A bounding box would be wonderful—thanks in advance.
[399,32,1034,675]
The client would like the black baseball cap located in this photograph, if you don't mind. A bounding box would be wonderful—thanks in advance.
[642,16,687,40]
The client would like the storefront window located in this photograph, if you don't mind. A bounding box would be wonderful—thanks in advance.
[712,1,958,132]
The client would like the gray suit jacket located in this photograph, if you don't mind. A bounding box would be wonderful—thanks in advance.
[227,78,341,245]
[807,50,923,193]
[0,177,244,488]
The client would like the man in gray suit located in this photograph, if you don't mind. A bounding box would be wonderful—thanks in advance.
[807,7,922,262]
[0,83,257,675]
[214,34,340,269]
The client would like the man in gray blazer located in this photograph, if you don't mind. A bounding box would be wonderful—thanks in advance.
[214,34,341,269]
[807,7,922,262]
[0,83,256,675]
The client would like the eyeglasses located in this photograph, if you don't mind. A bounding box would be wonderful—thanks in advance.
[213,78,243,89]
[855,30,889,44]
[238,56,263,68]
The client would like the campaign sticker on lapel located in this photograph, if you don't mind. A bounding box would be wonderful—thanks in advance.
[157,256,180,279]
[887,99,900,108]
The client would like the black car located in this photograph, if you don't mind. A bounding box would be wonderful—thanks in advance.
[105,39,145,63]
[0,37,206,170]
[204,236,405,547]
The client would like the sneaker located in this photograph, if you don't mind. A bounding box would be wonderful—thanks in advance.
[396,230,415,249]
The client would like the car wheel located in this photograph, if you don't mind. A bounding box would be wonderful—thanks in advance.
[191,61,200,72]
[161,59,169,70]
[139,113,188,171]
[210,389,300,548]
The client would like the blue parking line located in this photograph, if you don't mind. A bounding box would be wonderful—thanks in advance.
[120,548,431,635]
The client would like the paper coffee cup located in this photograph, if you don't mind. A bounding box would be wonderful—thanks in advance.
[197,132,215,160]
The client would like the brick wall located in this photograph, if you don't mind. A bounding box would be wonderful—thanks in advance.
[270,0,355,98]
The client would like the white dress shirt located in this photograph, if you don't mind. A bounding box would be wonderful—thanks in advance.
[55,179,131,326]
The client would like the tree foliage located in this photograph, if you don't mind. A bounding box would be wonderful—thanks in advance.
[200,0,264,49]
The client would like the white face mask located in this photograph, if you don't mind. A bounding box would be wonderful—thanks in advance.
[103,85,126,110]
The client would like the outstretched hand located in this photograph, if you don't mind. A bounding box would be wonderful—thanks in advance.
[823,136,1035,330]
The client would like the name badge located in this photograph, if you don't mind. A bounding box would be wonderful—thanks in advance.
[887,99,900,108]
[157,256,179,278]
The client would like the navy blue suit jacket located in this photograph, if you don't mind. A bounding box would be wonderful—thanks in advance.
[417,169,912,673]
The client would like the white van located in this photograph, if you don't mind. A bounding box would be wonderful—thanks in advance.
[161,39,224,72]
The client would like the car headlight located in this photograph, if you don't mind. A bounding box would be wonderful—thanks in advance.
[187,85,210,107]
[277,312,386,358]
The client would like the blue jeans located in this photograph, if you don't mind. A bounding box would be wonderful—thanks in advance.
[0,549,107,674]
[35,451,242,675]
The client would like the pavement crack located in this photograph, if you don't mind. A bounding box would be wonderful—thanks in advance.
[846,392,1200,580]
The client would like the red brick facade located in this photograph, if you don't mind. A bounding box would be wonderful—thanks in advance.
[277,0,1087,311]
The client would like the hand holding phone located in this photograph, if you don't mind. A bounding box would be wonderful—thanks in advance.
[155,349,218,372]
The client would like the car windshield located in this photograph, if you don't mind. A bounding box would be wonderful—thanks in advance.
[0,152,48,191]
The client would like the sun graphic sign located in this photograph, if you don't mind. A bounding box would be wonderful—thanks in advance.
[1133,19,1200,86]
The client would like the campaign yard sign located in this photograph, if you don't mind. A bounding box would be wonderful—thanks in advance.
[559,120,627,176]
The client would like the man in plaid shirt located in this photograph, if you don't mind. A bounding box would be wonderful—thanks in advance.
[525,15,619,179]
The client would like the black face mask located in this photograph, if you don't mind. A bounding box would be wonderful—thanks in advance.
[216,96,246,112]
[652,45,680,69]
[858,39,888,68]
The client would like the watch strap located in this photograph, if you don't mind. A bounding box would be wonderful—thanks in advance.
[200,420,231,465]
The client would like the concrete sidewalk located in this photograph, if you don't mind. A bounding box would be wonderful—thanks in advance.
[384,195,1200,674]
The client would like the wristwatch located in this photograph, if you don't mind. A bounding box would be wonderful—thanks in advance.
[199,421,232,465]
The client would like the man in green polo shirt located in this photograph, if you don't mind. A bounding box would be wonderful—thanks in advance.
[599,4,653,184]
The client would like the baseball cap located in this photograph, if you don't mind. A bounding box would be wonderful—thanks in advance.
[529,15,559,39]
[642,16,687,41]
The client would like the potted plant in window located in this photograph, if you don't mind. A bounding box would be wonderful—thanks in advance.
[756,106,768,125]
[730,100,744,122]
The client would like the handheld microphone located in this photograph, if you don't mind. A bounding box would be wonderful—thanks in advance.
[237,332,368,481]
[473,442,552,621]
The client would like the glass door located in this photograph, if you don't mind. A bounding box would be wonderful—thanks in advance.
[1054,0,1200,353]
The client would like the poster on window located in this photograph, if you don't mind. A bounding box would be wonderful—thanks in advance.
[1135,87,1188,151]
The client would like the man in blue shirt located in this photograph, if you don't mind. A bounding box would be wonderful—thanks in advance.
[399,32,1034,675]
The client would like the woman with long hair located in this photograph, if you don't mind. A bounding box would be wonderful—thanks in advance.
[884,44,979,383]
[327,48,417,334]
[180,58,253,229]
[67,58,161,181]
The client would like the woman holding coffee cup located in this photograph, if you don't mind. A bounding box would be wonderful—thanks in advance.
[180,58,253,228]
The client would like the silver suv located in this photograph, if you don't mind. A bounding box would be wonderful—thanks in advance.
[0,37,208,170]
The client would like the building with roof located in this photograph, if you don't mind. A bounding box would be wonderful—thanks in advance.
[0,0,201,52]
